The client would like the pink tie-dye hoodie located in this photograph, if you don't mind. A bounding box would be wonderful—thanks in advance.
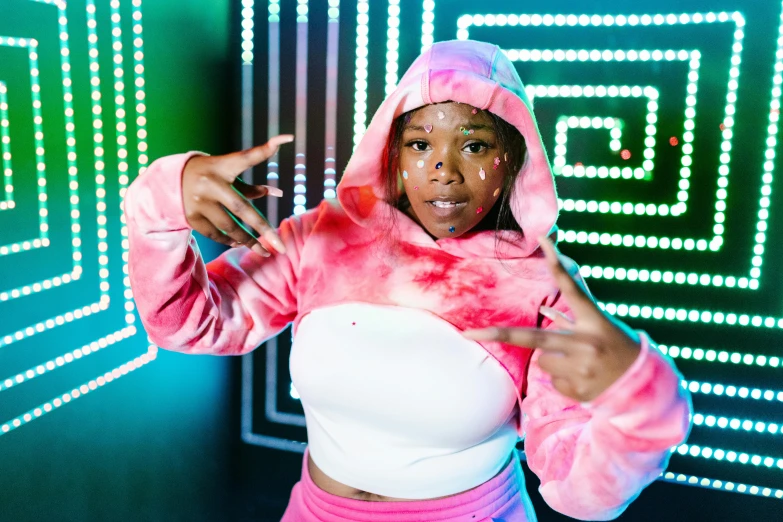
[125,40,692,520]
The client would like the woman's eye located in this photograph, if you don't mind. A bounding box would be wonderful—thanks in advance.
[409,140,429,151]
[465,142,488,153]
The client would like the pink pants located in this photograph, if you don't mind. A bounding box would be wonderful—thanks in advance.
[280,447,536,521]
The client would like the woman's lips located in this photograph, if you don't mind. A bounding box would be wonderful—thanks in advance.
[425,200,468,219]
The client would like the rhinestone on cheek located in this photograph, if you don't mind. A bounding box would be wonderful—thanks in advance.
[417,160,424,168]
[402,170,408,179]
[476,206,483,214]
[479,167,486,180]
[449,226,455,233]
[493,187,500,197]
[435,161,443,169]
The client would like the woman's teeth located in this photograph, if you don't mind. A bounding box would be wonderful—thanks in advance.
[431,201,458,208]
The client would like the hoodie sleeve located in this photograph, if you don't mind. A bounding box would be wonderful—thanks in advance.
[124,152,311,355]
[520,262,693,520]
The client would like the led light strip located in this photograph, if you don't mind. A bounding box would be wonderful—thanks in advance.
[0,82,11,209]
[266,0,280,226]
[1,0,151,434]
[0,326,136,393]
[659,470,783,499]
[130,0,148,177]
[579,263,759,289]
[674,442,783,470]
[241,0,254,65]
[692,412,780,435]
[450,11,776,298]
[323,0,339,199]
[659,344,780,368]
[384,0,400,96]
[292,0,308,216]
[554,115,655,181]
[684,380,783,402]
[0,2,115,347]
[421,0,434,52]
[600,300,783,329]
[516,46,698,216]
[352,0,369,149]
[0,343,157,436]
[0,37,53,258]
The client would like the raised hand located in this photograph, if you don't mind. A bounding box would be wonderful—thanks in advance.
[462,236,642,403]
[181,135,294,257]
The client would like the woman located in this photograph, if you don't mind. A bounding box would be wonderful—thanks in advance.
[124,39,692,521]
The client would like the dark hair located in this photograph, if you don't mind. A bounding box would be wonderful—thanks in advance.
[381,103,527,239]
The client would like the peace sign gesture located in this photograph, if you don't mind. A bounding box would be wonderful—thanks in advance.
[462,236,642,403]
[181,134,294,258]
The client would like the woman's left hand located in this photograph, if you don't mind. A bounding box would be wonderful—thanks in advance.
[462,236,642,403]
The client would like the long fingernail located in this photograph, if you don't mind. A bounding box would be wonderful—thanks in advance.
[264,186,283,197]
[276,134,295,143]
[462,328,497,341]
[271,236,287,254]
[252,244,270,257]
[539,306,557,320]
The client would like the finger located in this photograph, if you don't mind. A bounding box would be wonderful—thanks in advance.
[218,135,295,179]
[233,178,284,199]
[190,216,236,248]
[536,350,571,378]
[213,182,287,254]
[201,205,271,258]
[462,326,575,353]
[539,305,574,330]
[538,236,597,318]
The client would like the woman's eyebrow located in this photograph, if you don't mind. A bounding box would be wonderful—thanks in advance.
[403,123,495,132]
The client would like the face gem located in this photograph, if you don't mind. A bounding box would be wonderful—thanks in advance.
[476,206,483,214]
[424,124,433,133]
[435,161,443,169]
[493,187,500,197]
[468,129,474,134]
[449,226,455,233]
[504,152,508,162]
[417,160,424,168]
[414,186,418,190]
[472,108,478,114]
[493,156,500,169]
[437,110,445,119]
[479,167,486,180]
[402,170,408,179]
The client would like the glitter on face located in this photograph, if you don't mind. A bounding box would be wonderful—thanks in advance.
[402,170,408,179]
[417,160,424,168]
[437,111,445,119]
[435,161,443,169]
[493,187,500,197]
[459,126,470,135]
[479,167,486,180]
[424,124,433,133]
[449,226,455,233]
[476,206,483,214]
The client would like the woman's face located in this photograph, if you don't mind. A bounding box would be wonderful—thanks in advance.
[398,102,508,239]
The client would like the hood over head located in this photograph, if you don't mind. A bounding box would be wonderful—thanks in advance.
[336,39,559,258]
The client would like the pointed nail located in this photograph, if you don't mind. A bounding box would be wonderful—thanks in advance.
[264,186,283,197]
[462,328,497,341]
[539,306,557,320]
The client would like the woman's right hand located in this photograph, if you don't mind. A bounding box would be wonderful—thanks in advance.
[181,134,294,257]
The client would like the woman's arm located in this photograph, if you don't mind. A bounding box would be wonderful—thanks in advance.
[521,331,691,520]
[124,152,312,355]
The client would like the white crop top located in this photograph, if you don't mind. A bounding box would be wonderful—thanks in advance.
[289,302,521,499]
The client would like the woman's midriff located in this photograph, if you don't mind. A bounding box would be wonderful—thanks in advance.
[307,452,512,502]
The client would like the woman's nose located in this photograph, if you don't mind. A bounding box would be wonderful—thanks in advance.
[428,154,463,184]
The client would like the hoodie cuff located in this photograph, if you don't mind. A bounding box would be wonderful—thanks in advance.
[124,151,208,233]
